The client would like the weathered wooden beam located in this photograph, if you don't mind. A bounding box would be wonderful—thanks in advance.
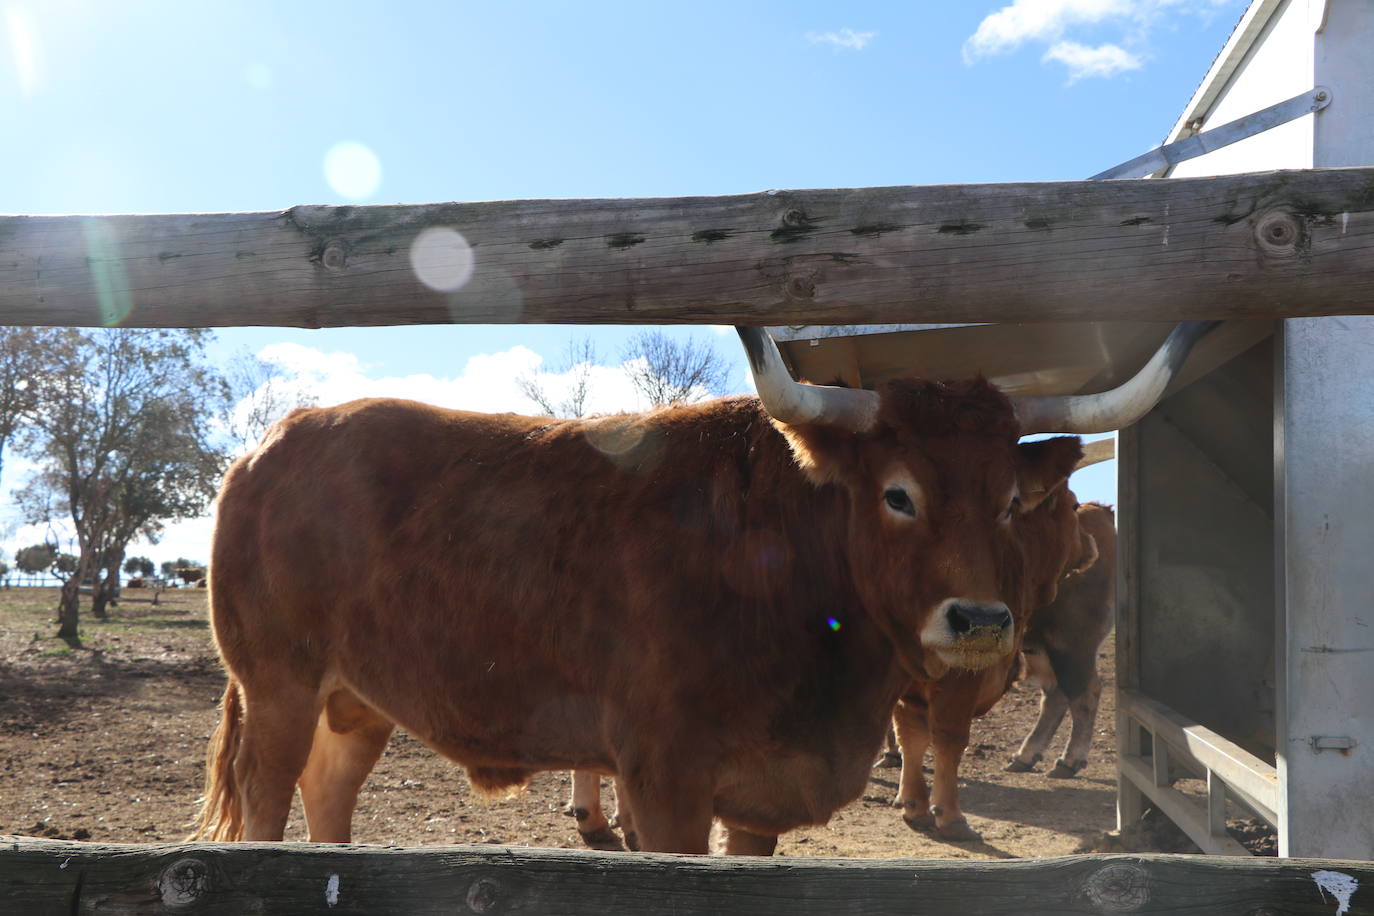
[3,168,1373,328]
[4,837,1371,915]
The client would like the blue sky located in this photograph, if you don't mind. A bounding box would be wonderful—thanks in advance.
[2,0,1245,567]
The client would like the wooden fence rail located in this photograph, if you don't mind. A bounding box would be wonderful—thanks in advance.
[3,167,1374,329]
[3,837,1368,915]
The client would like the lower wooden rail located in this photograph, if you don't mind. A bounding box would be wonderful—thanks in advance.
[3,836,1370,915]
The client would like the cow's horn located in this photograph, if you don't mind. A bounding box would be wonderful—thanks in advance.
[736,327,880,432]
[1011,321,1221,434]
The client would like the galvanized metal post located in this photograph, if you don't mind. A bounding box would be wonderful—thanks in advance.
[1274,318,1374,858]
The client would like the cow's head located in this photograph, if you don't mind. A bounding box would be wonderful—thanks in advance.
[737,322,1214,680]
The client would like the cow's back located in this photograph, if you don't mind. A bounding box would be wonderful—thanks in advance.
[209,396,875,784]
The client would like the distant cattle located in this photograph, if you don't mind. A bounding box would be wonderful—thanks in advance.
[127,577,146,589]
[192,323,1213,854]
[177,567,207,586]
[1006,502,1116,778]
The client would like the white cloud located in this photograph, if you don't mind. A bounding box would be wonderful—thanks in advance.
[255,341,669,420]
[1043,40,1142,81]
[963,0,1238,79]
[965,0,1130,60]
[807,28,877,51]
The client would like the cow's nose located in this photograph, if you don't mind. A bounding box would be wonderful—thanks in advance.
[946,601,1012,635]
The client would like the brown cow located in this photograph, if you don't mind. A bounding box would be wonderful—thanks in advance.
[890,486,1098,840]
[192,323,1213,854]
[569,485,1093,850]
[1006,501,1116,778]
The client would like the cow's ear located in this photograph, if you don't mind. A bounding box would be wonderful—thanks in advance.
[1015,436,1083,511]
[774,420,858,487]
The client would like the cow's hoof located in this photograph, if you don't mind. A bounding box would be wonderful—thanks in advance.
[934,817,981,843]
[1048,759,1087,779]
[1004,756,1039,773]
[578,827,625,851]
[562,804,587,820]
[900,803,935,832]
[623,830,641,852]
[874,751,902,769]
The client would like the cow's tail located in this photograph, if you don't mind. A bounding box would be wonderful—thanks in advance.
[189,680,246,841]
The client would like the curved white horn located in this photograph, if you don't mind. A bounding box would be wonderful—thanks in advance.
[736,327,880,432]
[1012,321,1220,434]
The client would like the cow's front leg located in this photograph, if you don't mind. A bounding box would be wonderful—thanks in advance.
[928,689,981,842]
[891,698,933,830]
[614,753,714,854]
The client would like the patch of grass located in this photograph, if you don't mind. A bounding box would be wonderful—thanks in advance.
[39,644,74,658]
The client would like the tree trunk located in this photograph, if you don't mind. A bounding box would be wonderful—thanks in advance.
[55,577,81,641]
[91,554,121,619]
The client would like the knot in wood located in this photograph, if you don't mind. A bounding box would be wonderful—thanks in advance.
[781,209,808,228]
[1081,862,1150,912]
[321,242,349,271]
[466,877,501,913]
[785,276,816,300]
[158,857,211,908]
[1254,211,1301,257]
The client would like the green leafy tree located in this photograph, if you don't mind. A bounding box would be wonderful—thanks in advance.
[19,329,231,639]
[0,327,57,484]
[124,556,154,578]
[15,543,57,584]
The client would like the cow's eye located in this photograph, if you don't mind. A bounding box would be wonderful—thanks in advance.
[884,486,916,517]
[1001,496,1022,522]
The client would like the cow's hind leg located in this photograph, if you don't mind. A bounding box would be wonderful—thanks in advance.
[297,689,395,843]
[1007,647,1064,772]
[1008,686,1069,773]
[564,771,624,851]
[1049,670,1102,778]
[891,700,934,831]
[611,777,638,851]
[234,682,322,842]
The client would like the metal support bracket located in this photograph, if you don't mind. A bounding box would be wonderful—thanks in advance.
[1310,735,1357,753]
[1091,87,1332,180]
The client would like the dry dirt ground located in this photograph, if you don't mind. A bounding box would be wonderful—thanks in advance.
[0,587,1206,859]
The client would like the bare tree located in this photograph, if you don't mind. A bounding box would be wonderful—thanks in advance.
[622,330,728,407]
[224,348,316,452]
[19,329,230,640]
[517,337,600,418]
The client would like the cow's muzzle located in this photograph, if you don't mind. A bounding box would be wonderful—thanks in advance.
[920,598,1016,673]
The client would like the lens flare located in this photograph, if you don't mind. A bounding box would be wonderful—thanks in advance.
[82,220,134,326]
[244,62,272,90]
[323,141,382,200]
[827,617,842,632]
[410,227,476,293]
[6,8,42,98]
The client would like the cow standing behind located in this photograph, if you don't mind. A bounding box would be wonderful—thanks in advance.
[570,484,1095,849]
[1006,501,1116,778]
[192,324,1212,855]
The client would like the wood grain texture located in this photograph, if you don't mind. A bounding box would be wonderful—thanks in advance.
[3,837,1371,915]
[3,168,1373,328]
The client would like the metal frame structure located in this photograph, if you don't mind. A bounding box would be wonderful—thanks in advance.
[771,0,1374,859]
